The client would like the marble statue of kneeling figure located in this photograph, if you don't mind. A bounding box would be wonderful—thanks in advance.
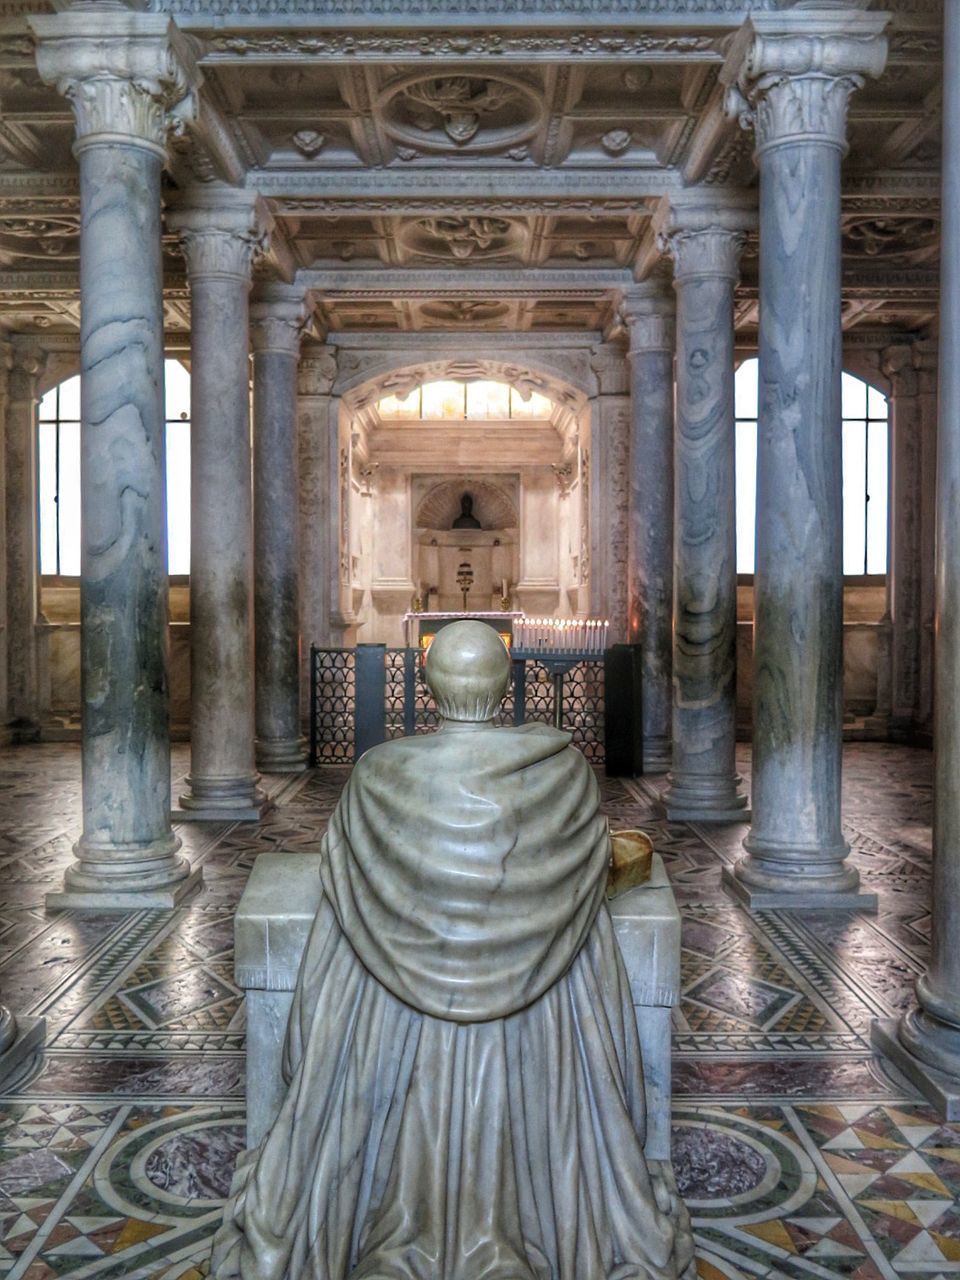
[211,620,695,1280]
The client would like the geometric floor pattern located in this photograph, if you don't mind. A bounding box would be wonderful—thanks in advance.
[0,740,957,1279]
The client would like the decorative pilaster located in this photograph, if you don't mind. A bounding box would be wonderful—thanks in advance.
[621,279,676,773]
[721,5,888,910]
[169,186,271,820]
[588,344,630,642]
[32,6,201,910]
[5,342,44,742]
[298,347,339,688]
[873,0,960,1117]
[252,283,308,772]
[655,194,754,821]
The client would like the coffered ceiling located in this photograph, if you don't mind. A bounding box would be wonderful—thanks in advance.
[0,0,944,343]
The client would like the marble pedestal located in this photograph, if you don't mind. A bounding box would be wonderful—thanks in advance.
[235,850,681,1159]
[721,866,877,913]
[47,869,202,912]
[0,1014,44,1091]
[872,1020,960,1121]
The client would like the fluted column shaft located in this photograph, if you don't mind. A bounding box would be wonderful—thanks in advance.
[623,282,675,773]
[252,285,307,772]
[656,200,752,821]
[32,8,201,909]
[873,0,960,1116]
[723,6,887,909]
[170,189,269,820]
[5,344,44,740]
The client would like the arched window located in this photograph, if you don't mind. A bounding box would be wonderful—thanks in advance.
[378,378,554,421]
[734,358,889,576]
[38,359,192,576]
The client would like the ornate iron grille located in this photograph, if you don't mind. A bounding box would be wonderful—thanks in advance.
[309,647,356,765]
[310,647,606,765]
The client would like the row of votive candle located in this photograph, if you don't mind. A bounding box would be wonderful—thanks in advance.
[514,618,610,654]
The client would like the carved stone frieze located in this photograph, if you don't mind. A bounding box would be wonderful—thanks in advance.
[298,345,338,396]
[30,10,200,157]
[165,0,778,19]
[204,28,728,63]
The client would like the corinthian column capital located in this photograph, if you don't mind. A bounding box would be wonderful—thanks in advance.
[723,7,889,155]
[168,186,272,285]
[653,192,756,285]
[619,279,675,354]
[251,283,309,356]
[29,8,199,159]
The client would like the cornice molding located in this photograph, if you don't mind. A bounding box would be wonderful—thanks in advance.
[162,0,775,20]
[30,10,200,159]
[253,167,681,214]
[299,266,630,298]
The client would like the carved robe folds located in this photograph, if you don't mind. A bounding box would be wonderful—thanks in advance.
[212,723,693,1280]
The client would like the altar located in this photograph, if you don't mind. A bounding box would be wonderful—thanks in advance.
[403,609,523,652]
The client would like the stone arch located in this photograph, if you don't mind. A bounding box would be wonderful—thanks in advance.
[337,352,593,412]
[416,478,518,531]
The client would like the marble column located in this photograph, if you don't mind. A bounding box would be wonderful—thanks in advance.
[32,8,201,910]
[722,6,888,909]
[169,187,270,821]
[0,1001,44,1091]
[298,348,338,697]
[872,0,960,1117]
[884,344,924,737]
[5,342,44,742]
[915,340,938,737]
[252,284,308,772]
[655,196,753,822]
[621,280,676,773]
[0,344,8,738]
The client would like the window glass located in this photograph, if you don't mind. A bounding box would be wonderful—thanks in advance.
[734,358,888,576]
[421,380,466,419]
[377,390,420,419]
[39,359,191,576]
[735,419,757,576]
[510,388,554,419]
[466,379,510,419]
[865,419,889,575]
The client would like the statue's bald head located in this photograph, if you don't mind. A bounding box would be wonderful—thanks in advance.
[425,620,511,723]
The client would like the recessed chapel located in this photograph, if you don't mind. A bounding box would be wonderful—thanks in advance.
[0,0,958,1275]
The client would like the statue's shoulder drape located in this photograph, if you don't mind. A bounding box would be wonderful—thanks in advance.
[319,722,611,1021]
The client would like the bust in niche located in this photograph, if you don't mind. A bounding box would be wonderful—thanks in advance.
[209,620,695,1280]
[452,491,481,529]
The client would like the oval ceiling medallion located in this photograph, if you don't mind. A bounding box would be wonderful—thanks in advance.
[400,215,524,262]
[378,72,544,155]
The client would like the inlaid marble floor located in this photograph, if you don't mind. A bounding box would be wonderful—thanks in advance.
[0,741,955,1279]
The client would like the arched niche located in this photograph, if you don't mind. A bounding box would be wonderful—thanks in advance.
[415,478,519,531]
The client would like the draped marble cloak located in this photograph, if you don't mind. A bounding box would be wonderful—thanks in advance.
[211,722,689,1280]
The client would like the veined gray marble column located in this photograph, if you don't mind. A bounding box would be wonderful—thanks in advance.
[5,342,44,742]
[915,341,938,737]
[884,344,923,737]
[621,281,675,773]
[169,188,270,821]
[298,348,338,703]
[723,6,888,909]
[252,284,308,772]
[873,0,960,1117]
[32,8,201,910]
[655,197,753,821]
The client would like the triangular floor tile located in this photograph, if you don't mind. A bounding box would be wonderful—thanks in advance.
[806,1239,864,1259]
[908,1200,954,1228]
[46,1236,105,1259]
[894,1231,950,1264]
[788,1217,842,1234]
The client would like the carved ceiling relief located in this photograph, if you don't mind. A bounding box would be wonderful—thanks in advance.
[842,215,940,267]
[400,215,524,263]
[377,72,544,159]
